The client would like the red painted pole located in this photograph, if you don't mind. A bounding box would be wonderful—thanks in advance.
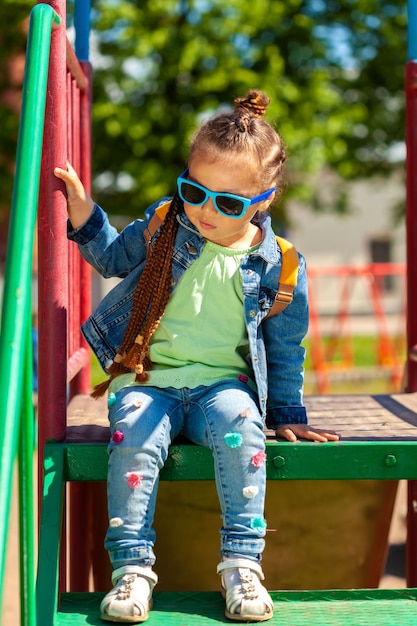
[70,60,92,397]
[68,60,94,593]
[36,0,94,596]
[37,0,68,447]
[37,0,68,598]
[406,72,417,390]
[405,52,417,586]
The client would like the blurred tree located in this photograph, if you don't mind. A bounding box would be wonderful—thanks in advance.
[0,0,407,224]
[0,0,31,223]
[84,0,407,221]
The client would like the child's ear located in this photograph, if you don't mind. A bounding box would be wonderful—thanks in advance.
[259,191,276,212]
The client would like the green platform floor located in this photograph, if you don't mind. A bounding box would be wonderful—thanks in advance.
[55,589,417,625]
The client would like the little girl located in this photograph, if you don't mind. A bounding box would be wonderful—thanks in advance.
[55,90,339,624]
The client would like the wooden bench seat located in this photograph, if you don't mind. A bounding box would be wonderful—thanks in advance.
[63,392,417,482]
[66,392,417,443]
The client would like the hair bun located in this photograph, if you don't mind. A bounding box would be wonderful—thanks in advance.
[233,90,270,118]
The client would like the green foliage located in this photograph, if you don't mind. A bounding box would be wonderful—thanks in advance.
[0,0,33,217]
[0,1,408,222]
[84,0,407,219]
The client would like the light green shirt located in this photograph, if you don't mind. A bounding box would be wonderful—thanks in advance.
[109,240,259,394]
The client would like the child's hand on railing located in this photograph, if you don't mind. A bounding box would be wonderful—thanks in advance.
[275,423,340,442]
[54,161,94,229]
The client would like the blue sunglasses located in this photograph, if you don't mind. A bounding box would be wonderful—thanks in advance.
[177,169,276,218]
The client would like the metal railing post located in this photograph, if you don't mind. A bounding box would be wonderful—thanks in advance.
[0,4,60,620]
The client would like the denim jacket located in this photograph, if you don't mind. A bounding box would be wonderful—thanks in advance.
[67,199,308,428]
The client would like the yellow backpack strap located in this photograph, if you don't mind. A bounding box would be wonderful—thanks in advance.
[143,200,171,255]
[264,235,299,320]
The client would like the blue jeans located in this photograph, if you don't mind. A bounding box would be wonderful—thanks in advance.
[104,380,267,570]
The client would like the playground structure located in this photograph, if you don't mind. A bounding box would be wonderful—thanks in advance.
[1,1,417,625]
[307,262,407,394]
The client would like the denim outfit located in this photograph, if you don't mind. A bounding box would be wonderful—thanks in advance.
[67,199,309,568]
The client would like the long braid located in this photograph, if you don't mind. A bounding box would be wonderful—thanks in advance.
[122,231,175,372]
[92,193,183,397]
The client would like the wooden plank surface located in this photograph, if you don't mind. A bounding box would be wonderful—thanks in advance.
[65,392,417,443]
[304,394,417,440]
[66,394,108,442]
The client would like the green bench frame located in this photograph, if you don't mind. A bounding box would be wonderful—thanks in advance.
[36,392,417,625]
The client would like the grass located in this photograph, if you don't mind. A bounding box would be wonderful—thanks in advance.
[302,334,406,395]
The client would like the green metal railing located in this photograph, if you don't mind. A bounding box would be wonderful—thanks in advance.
[0,5,60,625]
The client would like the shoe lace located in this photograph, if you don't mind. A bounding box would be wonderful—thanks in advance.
[238,569,258,600]
[115,574,137,600]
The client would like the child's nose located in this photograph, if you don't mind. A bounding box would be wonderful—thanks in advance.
[201,197,217,214]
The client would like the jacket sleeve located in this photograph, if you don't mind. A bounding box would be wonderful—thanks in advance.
[67,203,151,278]
[262,253,309,429]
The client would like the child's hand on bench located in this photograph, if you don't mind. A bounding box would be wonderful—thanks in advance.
[275,423,340,442]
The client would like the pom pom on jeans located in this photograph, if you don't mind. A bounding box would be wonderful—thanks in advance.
[224,432,243,448]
